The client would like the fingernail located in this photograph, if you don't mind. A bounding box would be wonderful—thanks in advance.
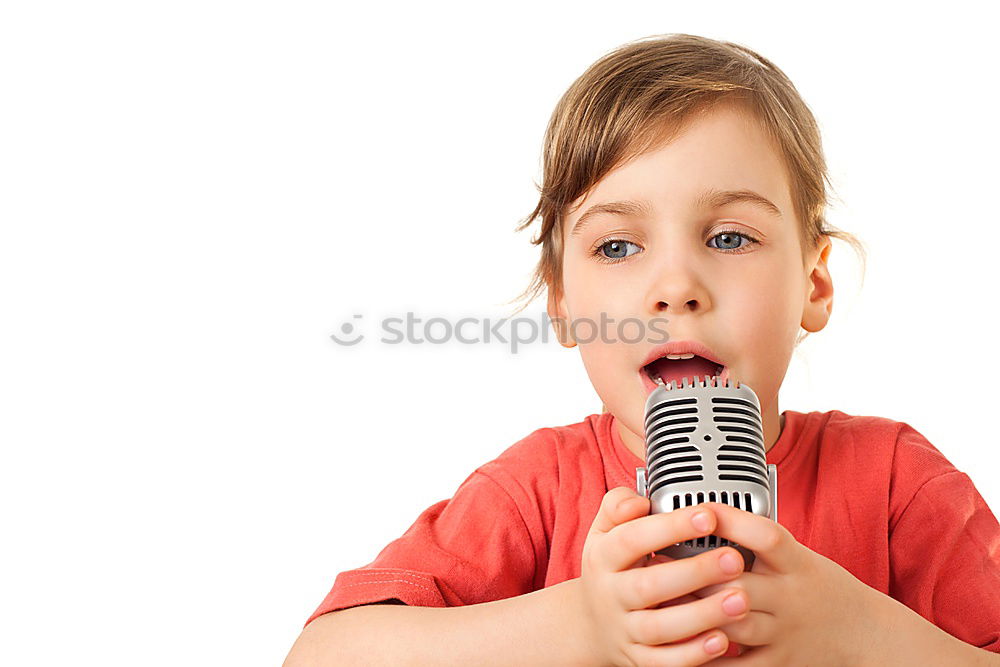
[704,634,724,654]
[719,551,742,574]
[723,593,747,616]
[692,511,711,532]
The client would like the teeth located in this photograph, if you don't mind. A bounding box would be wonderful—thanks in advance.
[645,361,728,388]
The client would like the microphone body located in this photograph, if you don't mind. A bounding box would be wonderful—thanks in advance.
[635,375,777,570]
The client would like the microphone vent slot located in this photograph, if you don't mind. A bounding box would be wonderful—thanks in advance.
[645,397,701,498]
[644,397,697,431]
[671,491,754,549]
[711,398,768,487]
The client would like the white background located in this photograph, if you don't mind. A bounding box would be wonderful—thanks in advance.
[2,1,997,665]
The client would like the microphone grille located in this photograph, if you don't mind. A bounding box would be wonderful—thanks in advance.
[638,374,777,562]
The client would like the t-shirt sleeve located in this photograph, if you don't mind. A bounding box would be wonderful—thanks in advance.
[303,469,538,628]
[888,469,1000,652]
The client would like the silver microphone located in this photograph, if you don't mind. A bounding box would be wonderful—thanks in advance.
[635,374,777,570]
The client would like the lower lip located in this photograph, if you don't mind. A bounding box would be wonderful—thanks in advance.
[640,366,731,395]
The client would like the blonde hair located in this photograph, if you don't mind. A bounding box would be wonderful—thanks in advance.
[510,33,865,317]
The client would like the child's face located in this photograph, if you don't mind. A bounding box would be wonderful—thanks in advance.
[548,101,834,458]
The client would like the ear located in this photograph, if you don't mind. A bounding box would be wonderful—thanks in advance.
[546,285,577,348]
[801,235,834,333]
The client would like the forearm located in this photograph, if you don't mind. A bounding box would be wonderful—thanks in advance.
[865,593,1000,667]
[283,577,598,667]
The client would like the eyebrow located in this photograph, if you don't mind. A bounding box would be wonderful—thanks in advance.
[569,188,782,237]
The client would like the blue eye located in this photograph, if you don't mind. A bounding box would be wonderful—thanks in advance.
[592,230,760,264]
[594,239,642,262]
[708,230,759,252]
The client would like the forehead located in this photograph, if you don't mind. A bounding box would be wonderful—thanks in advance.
[565,102,793,226]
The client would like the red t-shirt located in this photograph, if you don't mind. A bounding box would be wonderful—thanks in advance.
[305,409,1000,657]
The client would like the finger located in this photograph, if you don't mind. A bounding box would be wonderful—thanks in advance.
[698,644,773,665]
[700,502,799,573]
[687,571,776,612]
[603,505,717,571]
[618,546,745,610]
[650,593,700,609]
[627,629,731,665]
[625,586,750,646]
[717,609,779,648]
[589,486,650,535]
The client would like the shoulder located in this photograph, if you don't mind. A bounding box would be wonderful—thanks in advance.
[806,408,911,446]
[476,413,605,482]
[805,409,961,521]
[821,409,959,480]
[469,413,608,507]
[783,409,910,472]
[804,409,951,468]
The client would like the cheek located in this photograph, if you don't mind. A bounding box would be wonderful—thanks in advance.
[733,275,796,332]
[561,284,637,385]
[578,344,621,389]
[562,258,639,320]
[729,251,802,317]
[726,262,803,377]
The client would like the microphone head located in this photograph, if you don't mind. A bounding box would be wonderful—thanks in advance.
[635,375,777,569]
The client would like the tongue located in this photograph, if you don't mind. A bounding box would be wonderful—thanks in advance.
[647,356,719,386]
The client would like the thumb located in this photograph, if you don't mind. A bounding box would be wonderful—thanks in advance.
[590,486,649,535]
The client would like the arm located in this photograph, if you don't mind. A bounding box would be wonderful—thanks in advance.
[865,593,1000,667]
[884,468,1000,662]
[283,577,597,667]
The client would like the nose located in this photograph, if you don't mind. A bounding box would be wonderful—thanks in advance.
[647,257,711,315]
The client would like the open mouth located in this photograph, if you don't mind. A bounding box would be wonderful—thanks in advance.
[642,353,727,389]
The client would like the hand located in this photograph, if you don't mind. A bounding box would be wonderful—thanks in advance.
[577,487,752,666]
[686,502,886,665]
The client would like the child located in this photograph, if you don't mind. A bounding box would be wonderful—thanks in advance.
[285,34,1000,665]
